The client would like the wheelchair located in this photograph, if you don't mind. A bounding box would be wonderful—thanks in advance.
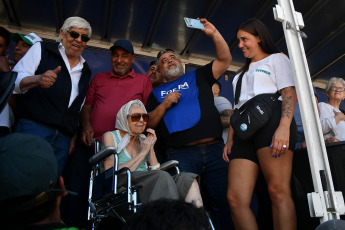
[87,143,181,230]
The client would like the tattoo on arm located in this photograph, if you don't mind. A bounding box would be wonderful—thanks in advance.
[282,95,293,119]
[220,109,231,127]
[220,109,231,119]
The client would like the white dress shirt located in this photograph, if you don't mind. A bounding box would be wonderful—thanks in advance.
[13,42,86,107]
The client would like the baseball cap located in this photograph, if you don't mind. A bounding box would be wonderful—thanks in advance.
[110,39,134,54]
[0,133,71,212]
[11,32,42,46]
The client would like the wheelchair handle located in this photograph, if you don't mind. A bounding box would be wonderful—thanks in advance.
[89,146,117,165]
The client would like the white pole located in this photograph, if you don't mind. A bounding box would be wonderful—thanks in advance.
[274,0,345,223]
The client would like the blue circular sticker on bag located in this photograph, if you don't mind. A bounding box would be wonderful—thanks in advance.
[240,123,247,131]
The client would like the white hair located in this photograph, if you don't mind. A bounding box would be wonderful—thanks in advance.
[57,16,92,42]
[325,77,345,92]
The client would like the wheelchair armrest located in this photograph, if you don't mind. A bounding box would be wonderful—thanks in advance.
[114,167,130,176]
[160,160,179,171]
[89,146,116,165]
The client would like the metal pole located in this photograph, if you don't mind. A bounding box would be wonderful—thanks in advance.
[274,0,345,223]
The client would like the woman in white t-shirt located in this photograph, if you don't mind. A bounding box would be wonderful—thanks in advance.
[222,18,297,229]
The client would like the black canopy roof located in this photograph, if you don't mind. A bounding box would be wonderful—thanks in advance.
[1,0,344,89]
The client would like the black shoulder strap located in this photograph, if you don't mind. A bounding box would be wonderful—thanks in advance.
[234,71,281,105]
[234,71,245,105]
[274,91,281,98]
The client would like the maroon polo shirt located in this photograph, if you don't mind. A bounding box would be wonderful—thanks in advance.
[85,68,153,141]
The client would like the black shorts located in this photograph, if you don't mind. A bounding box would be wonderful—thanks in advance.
[229,101,297,164]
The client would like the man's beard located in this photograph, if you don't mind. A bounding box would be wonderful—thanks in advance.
[113,64,127,76]
[163,64,184,81]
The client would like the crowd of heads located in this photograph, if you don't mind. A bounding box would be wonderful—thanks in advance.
[0,28,42,56]
[1,14,344,230]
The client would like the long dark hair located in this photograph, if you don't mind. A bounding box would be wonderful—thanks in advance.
[237,18,280,74]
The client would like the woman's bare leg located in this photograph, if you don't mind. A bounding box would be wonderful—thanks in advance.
[185,179,203,208]
[258,147,296,230]
[228,159,259,230]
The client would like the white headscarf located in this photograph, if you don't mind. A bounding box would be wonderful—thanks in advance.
[115,100,147,153]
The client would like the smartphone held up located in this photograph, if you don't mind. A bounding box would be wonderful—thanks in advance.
[184,17,205,30]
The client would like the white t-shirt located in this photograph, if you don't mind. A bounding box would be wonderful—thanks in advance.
[318,102,345,141]
[232,53,295,109]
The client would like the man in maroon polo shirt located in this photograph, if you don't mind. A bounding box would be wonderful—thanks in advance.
[61,39,152,228]
[81,39,153,144]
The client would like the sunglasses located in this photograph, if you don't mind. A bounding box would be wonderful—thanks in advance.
[127,113,149,122]
[157,48,175,59]
[66,31,90,42]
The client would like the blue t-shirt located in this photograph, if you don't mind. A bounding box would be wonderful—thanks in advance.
[146,62,223,148]
[152,71,201,134]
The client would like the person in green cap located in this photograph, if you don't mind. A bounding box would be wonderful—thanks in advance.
[10,32,42,69]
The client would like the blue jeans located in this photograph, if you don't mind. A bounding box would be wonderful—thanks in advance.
[166,141,234,230]
[15,118,71,173]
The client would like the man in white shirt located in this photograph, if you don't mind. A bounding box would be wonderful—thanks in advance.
[10,32,42,68]
[13,16,92,173]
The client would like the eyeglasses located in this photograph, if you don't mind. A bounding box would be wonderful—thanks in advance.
[127,113,149,122]
[330,86,345,92]
[66,31,90,42]
[157,48,175,59]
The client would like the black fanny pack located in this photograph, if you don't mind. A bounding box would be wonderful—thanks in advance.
[230,70,280,140]
[230,92,280,140]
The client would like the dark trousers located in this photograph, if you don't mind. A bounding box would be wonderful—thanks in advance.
[0,126,10,137]
[61,141,94,229]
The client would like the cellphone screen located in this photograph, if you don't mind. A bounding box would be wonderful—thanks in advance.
[184,17,205,30]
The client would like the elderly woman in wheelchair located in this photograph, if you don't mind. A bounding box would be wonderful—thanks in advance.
[102,99,203,207]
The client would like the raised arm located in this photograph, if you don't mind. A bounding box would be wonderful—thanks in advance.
[146,129,159,169]
[199,18,232,79]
